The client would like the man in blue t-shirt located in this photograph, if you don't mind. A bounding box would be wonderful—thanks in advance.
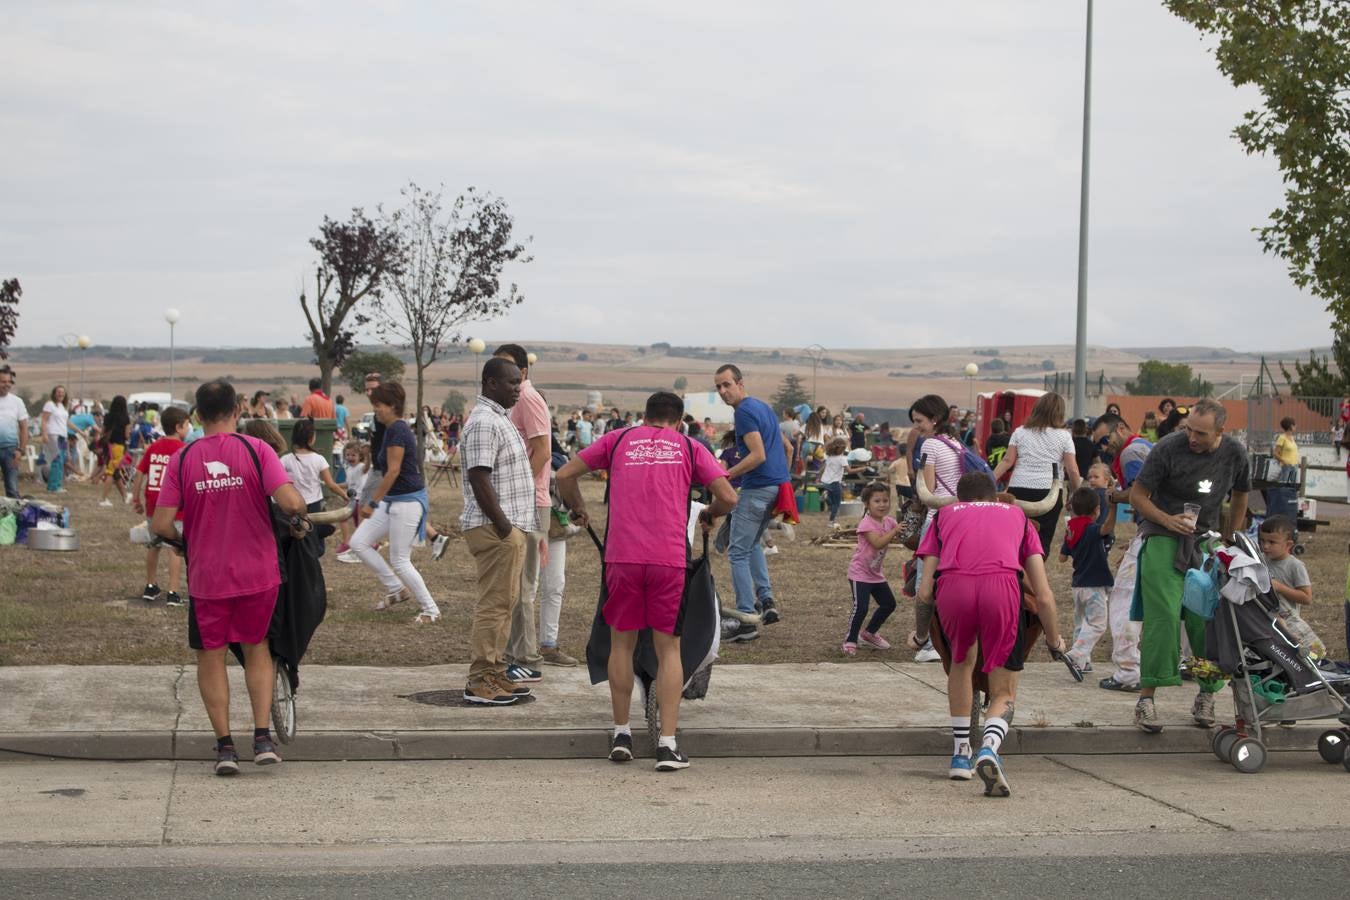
[334,395,350,435]
[714,364,790,639]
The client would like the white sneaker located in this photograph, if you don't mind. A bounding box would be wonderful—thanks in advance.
[914,640,941,663]
[336,551,360,563]
[98,499,113,508]
[763,545,779,556]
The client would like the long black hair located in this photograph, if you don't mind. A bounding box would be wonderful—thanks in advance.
[102,395,130,447]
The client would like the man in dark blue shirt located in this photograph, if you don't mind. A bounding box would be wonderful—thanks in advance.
[714,364,790,639]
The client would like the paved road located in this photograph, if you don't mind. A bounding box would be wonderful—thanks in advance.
[5,853,1350,899]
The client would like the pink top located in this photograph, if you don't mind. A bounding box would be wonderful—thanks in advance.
[157,432,291,600]
[578,426,726,568]
[509,379,552,507]
[848,514,897,583]
[915,501,1044,576]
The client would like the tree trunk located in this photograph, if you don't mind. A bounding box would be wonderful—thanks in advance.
[414,357,427,477]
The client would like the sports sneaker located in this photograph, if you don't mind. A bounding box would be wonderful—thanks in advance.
[914,640,941,663]
[541,647,579,667]
[463,678,520,705]
[336,551,360,563]
[253,735,281,765]
[1099,676,1140,693]
[431,534,450,561]
[1134,697,1163,734]
[214,744,240,776]
[487,673,532,697]
[140,583,161,602]
[841,641,858,657]
[724,622,760,643]
[655,744,690,771]
[759,598,781,625]
[949,748,974,781]
[609,732,634,762]
[335,542,350,554]
[505,663,543,683]
[1191,690,1216,727]
[164,591,185,607]
[859,629,891,650]
[975,747,1009,797]
[763,545,779,556]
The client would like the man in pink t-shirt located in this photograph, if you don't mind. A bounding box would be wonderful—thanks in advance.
[493,344,561,677]
[152,380,307,778]
[557,391,737,772]
[915,472,1062,798]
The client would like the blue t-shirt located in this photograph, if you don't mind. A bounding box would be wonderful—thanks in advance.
[335,404,349,430]
[377,419,425,495]
[69,412,96,433]
[734,397,789,489]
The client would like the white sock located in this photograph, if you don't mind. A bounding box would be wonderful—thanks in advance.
[658,735,677,750]
[983,717,1008,753]
[613,724,631,737]
[951,716,971,756]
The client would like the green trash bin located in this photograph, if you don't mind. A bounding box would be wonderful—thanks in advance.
[804,486,822,513]
[263,418,337,459]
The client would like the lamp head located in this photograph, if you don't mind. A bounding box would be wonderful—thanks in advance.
[468,338,486,354]
[164,308,181,325]
[964,363,979,377]
[78,335,91,349]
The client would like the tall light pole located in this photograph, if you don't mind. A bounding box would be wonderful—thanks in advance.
[1072,0,1094,420]
[964,362,979,410]
[468,337,486,382]
[803,344,826,407]
[77,335,91,405]
[59,333,79,390]
[164,308,180,403]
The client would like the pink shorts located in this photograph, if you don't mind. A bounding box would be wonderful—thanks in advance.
[192,588,277,650]
[935,571,1022,673]
[603,563,685,634]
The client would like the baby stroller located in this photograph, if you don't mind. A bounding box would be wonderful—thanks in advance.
[1206,532,1350,774]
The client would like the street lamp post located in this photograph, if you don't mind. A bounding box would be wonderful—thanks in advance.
[803,344,826,407]
[164,309,181,403]
[468,338,486,382]
[1072,0,1094,420]
[77,335,91,405]
[964,362,979,410]
[59,333,79,391]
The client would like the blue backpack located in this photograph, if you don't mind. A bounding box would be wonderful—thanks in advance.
[915,434,997,492]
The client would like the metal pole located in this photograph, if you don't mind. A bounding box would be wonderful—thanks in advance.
[169,322,176,403]
[1072,0,1093,420]
[80,351,86,404]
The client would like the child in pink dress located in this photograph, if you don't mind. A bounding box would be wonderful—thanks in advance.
[842,482,905,656]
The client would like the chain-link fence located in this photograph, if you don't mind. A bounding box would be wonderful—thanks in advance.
[1244,395,1341,451]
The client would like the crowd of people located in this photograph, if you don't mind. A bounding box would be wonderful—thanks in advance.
[1,355,1346,795]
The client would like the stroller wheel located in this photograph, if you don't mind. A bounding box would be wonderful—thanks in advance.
[1317,729,1348,765]
[1211,727,1237,762]
[272,660,297,745]
[1230,737,1266,774]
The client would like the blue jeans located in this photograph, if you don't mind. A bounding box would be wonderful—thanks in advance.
[0,445,18,499]
[728,484,779,613]
[822,481,842,520]
[44,436,66,492]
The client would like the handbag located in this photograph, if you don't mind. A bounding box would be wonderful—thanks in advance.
[1182,555,1220,620]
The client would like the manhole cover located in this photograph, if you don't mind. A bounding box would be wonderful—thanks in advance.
[400,690,535,708]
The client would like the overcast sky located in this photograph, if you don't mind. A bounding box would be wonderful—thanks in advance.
[2,1,1331,352]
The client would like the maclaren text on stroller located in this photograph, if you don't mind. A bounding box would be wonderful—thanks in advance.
[1203,532,1350,774]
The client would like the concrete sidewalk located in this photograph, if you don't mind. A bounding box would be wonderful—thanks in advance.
[0,662,1331,761]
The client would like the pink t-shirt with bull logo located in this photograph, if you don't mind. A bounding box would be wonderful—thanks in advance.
[157,432,291,600]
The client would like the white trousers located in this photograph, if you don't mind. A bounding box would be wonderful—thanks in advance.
[1106,533,1143,685]
[351,501,439,616]
[539,537,567,647]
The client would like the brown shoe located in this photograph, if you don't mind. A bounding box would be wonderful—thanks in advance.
[541,647,579,667]
[487,672,533,697]
[463,677,520,705]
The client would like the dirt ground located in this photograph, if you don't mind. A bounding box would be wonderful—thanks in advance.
[3,469,1346,668]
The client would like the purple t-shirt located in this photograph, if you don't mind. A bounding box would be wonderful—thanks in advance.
[579,426,726,568]
[157,432,290,600]
[848,514,897,584]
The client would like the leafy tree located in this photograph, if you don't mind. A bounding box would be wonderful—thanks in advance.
[1040,359,1056,371]
[1126,360,1215,396]
[577,353,589,361]
[673,376,688,391]
[301,208,403,394]
[771,373,811,411]
[340,349,405,393]
[443,390,468,417]
[1279,326,1350,395]
[1166,1,1350,329]
[377,182,531,464]
[0,278,20,359]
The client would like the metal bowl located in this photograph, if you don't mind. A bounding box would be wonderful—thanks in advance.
[27,528,80,552]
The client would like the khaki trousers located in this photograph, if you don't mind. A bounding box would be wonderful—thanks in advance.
[465,525,528,680]
[505,505,549,667]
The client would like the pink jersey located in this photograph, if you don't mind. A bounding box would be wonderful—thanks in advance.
[509,379,552,507]
[848,514,896,583]
[578,426,726,568]
[915,501,1044,576]
[157,432,291,600]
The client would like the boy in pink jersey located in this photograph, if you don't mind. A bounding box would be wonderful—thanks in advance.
[153,380,307,777]
[557,391,737,772]
[916,472,1062,797]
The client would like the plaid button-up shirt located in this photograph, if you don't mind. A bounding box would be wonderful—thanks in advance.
[459,395,537,533]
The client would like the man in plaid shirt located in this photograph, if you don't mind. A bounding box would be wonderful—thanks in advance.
[460,357,538,706]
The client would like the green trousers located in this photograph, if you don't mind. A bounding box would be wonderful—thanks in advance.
[1136,534,1223,692]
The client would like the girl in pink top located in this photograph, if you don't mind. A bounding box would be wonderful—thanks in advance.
[842,483,905,656]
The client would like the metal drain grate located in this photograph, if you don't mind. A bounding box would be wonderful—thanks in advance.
[400,690,536,708]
